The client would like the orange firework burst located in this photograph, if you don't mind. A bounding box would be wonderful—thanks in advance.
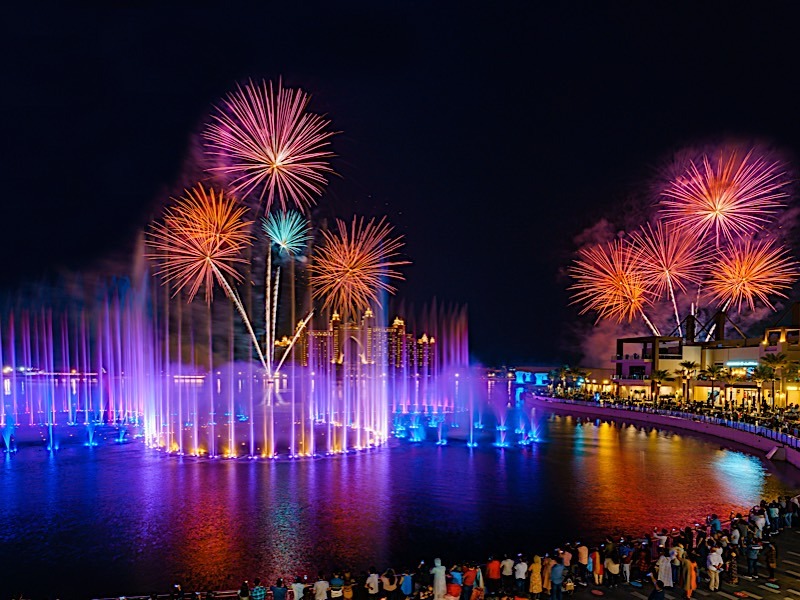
[310,216,409,314]
[659,149,788,246]
[706,238,800,311]
[204,79,335,213]
[569,239,659,334]
[629,221,706,298]
[147,184,253,303]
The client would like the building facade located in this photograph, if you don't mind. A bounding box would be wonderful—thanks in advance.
[292,310,436,375]
[612,305,800,406]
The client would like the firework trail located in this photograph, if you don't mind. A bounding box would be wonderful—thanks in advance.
[204,79,335,212]
[310,216,409,314]
[569,239,660,335]
[629,221,707,334]
[147,184,270,370]
[261,210,311,372]
[706,238,800,312]
[659,149,788,247]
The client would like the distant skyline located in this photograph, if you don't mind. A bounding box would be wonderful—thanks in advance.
[4,4,800,365]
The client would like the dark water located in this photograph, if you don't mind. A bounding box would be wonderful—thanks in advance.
[2,412,798,599]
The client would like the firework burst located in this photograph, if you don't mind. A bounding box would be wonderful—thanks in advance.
[706,238,800,311]
[659,149,788,246]
[629,221,708,332]
[630,222,706,296]
[262,210,311,256]
[569,239,660,334]
[204,79,335,212]
[310,216,409,314]
[147,185,253,303]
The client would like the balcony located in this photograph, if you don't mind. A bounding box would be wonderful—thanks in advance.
[612,374,651,382]
[611,353,653,361]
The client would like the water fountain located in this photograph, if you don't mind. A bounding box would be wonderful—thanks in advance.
[0,269,489,457]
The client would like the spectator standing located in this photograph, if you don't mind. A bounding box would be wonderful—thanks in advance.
[485,557,501,598]
[461,564,478,600]
[541,555,554,597]
[648,579,665,600]
[550,558,566,600]
[604,552,621,588]
[528,556,543,600]
[252,579,266,600]
[314,573,330,600]
[292,577,307,600]
[331,573,345,600]
[514,557,528,594]
[399,569,414,600]
[500,555,515,593]
[576,543,589,583]
[680,554,697,600]
[707,547,722,591]
[655,549,673,588]
[763,541,777,580]
[728,548,739,585]
[239,583,251,600]
[271,580,288,600]
[430,560,447,600]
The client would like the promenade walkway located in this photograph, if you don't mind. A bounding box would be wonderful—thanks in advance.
[528,396,800,470]
[534,396,800,450]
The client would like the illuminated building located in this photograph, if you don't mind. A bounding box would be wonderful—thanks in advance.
[295,311,436,375]
[612,302,800,406]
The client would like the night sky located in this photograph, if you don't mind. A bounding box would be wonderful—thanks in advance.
[4,4,800,365]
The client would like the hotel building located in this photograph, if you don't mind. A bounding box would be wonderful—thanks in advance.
[285,309,436,375]
[612,303,800,406]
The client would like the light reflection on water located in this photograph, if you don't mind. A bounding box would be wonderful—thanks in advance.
[1,411,798,599]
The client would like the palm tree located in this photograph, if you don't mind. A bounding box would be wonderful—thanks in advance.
[673,368,687,402]
[570,369,591,394]
[548,365,570,396]
[679,360,699,402]
[787,361,800,387]
[651,369,671,402]
[720,368,738,410]
[761,352,791,409]
[700,364,725,407]
[751,365,772,412]
[547,369,559,393]
[556,365,570,392]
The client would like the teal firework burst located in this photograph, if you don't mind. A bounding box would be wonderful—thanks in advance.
[262,210,311,255]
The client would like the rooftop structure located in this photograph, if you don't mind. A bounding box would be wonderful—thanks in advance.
[612,302,800,406]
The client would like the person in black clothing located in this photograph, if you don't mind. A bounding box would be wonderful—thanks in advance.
[353,571,369,600]
[683,527,694,552]
[648,577,665,600]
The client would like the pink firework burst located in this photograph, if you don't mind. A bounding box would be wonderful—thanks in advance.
[204,79,335,212]
[659,149,788,246]
[629,221,707,298]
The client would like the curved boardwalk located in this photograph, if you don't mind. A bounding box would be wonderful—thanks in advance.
[529,396,800,470]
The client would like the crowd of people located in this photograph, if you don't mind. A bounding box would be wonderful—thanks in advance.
[155,497,799,600]
[544,391,800,440]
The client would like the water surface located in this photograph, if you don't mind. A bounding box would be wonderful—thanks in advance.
[2,411,797,599]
